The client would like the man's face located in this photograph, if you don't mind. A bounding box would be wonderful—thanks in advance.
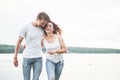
[37,19,47,27]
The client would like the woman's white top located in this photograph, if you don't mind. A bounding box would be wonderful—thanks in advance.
[19,23,44,58]
[43,36,63,63]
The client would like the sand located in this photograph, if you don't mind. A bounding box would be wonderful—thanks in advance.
[0,53,120,80]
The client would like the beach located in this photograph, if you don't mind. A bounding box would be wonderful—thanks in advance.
[0,53,120,80]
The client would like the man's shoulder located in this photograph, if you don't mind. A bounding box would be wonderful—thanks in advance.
[25,22,32,27]
[19,23,31,31]
[21,23,32,29]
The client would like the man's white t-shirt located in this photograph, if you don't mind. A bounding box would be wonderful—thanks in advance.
[19,23,44,58]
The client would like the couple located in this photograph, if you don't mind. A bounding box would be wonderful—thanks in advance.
[13,12,67,80]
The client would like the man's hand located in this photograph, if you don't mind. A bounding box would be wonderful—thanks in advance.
[13,57,18,67]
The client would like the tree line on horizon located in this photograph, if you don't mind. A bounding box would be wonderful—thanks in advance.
[0,44,120,53]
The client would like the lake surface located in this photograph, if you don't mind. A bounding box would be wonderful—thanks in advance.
[0,53,120,80]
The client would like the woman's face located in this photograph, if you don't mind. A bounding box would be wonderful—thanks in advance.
[45,22,54,33]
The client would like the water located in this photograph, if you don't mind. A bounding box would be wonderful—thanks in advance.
[0,53,120,80]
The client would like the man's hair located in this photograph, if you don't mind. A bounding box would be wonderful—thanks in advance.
[37,12,50,21]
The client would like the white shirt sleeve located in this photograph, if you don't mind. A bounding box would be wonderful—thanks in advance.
[19,26,28,38]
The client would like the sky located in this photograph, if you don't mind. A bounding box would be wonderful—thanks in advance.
[0,0,120,49]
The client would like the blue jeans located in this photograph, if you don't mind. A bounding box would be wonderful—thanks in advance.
[46,59,64,80]
[22,57,42,80]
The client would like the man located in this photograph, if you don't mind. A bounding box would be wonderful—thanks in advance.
[13,12,50,80]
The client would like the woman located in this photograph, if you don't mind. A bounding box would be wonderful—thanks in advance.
[42,21,67,80]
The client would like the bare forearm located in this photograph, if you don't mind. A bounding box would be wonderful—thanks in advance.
[14,36,23,58]
[56,48,67,54]
[14,45,20,56]
[14,43,21,58]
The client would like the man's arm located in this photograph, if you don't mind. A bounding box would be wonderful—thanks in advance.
[13,36,23,67]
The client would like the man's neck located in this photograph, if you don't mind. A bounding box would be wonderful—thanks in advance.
[32,21,38,27]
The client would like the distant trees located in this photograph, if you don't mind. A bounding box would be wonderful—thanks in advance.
[0,44,23,53]
[67,47,120,53]
[0,44,120,53]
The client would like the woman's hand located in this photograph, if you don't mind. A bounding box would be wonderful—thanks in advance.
[48,50,57,55]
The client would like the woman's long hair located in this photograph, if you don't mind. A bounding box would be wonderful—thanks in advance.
[43,21,62,36]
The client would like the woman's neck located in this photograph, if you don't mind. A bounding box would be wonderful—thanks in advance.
[47,33,54,38]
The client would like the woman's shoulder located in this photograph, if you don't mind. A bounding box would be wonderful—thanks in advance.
[54,34,63,43]
[55,34,63,39]
[54,34,62,38]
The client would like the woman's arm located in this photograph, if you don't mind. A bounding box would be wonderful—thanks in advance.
[56,35,67,54]
[48,35,67,54]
